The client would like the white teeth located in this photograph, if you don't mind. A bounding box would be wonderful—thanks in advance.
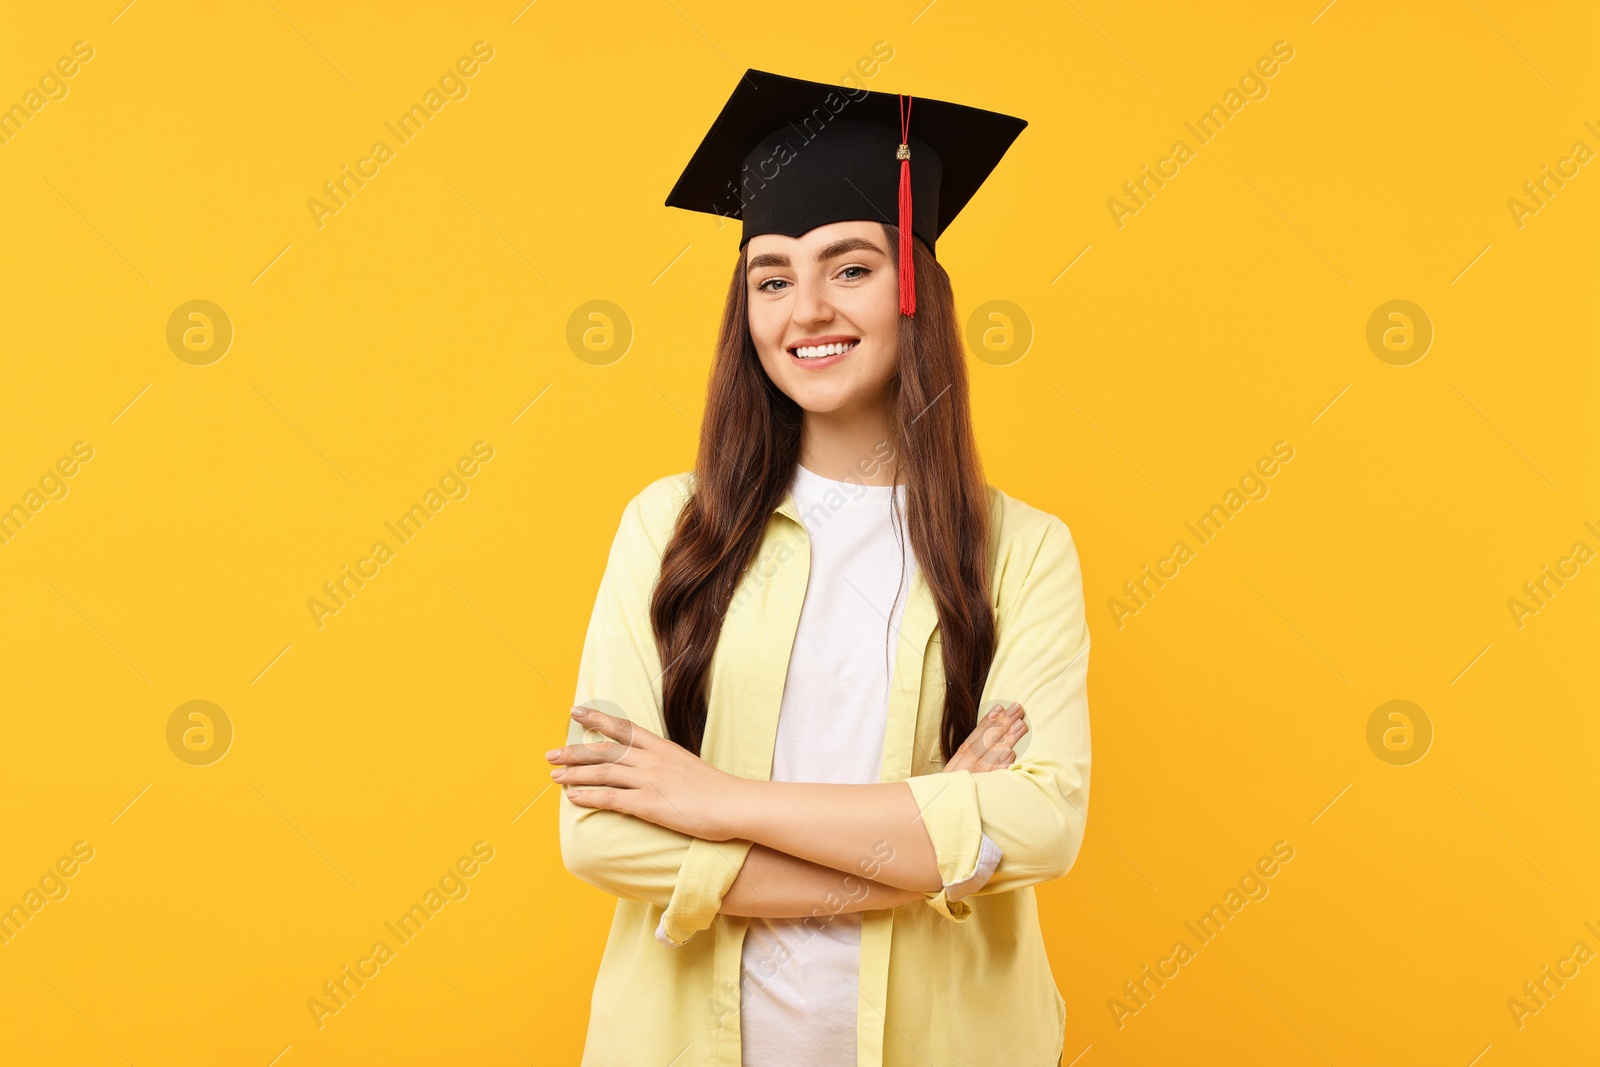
[794,341,857,359]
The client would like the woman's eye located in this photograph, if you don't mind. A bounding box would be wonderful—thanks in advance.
[755,267,867,291]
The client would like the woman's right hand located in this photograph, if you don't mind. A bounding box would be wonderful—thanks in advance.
[942,701,1027,774]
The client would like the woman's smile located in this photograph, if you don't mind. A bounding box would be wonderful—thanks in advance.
[788,334,861,368]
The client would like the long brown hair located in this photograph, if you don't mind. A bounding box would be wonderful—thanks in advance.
[650,223,996,764]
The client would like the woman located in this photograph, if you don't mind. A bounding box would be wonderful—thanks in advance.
[550,71,1092,1067]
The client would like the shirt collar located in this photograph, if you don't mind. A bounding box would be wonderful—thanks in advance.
[774,490,801,526]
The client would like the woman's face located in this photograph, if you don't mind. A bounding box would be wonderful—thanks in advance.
[745,220,900,417]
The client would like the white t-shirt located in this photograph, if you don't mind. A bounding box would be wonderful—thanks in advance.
[733,462,1003,1067]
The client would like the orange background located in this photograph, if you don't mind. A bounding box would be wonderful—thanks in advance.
[0,1,1595,1064]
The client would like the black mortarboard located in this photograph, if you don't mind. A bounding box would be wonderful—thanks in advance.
[664,68,1027,317]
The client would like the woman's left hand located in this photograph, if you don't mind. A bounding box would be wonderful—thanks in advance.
[547,705,745,842]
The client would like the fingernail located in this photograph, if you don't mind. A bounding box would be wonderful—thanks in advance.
[545,749,561,761]
[1009,720,1024,735]
[550,768,563,779]
[571,707,585,720]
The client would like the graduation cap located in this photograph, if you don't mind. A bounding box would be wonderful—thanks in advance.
[664,69,1027,317]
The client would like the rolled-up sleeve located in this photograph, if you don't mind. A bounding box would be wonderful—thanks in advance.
[945,832,1004,903]
[557,484,754,946]
[903,517,1091,921]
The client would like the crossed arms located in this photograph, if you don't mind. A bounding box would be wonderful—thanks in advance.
[555,493,1091,946]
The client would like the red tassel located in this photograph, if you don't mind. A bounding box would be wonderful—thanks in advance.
[897,94,916,317]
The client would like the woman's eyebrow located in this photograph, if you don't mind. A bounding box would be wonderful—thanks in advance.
[747,237,887,273]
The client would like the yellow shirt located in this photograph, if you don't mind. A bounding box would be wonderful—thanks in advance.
[559,470,1092,1067]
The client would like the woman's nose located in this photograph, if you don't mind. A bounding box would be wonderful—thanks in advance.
[791,283,833,323]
